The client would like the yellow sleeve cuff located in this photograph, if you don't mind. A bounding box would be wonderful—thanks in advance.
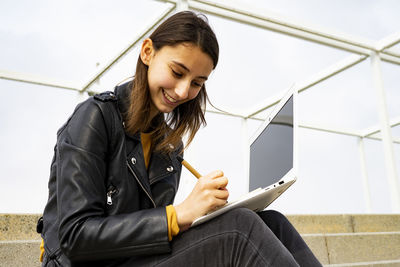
[39,238,44,262]
[166,205,180,241]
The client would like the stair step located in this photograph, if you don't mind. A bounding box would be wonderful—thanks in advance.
[1,214,400,266]
[325,259,400,266]
[0,214,41,241]
[2,214,399,240]
[2,235,399,267]
[0,240,41,267]
[288,214,400,234]
[303,232,400,265]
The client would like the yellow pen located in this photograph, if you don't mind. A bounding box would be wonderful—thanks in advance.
[177,155,202,179]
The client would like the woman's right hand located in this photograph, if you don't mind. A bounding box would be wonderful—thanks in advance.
[174,170,229,230]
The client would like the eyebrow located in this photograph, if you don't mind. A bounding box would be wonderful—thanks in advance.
[172,61,208,80]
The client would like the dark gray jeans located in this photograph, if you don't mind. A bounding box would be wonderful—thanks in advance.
[129,208,322,267]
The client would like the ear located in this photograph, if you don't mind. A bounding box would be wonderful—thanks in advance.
[140,38,154,66]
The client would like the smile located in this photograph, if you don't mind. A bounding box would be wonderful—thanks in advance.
[163,89,178,104]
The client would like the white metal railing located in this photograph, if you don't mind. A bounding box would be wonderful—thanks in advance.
[1,0,399,212]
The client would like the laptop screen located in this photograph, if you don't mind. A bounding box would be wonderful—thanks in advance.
[249,95,294,191]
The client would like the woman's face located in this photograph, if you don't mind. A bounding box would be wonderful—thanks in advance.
[141,40,214,114]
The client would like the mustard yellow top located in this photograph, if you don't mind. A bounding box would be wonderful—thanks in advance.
[141,132,152,169]
[39,239,44,262]
[141,132,180,241]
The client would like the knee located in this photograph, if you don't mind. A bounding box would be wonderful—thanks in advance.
[262,209,287,221]
[258,210,291,229]
[229,207,261,220]
[223,208,265,229]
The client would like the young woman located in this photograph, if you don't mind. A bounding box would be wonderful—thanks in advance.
[39,11,321,266]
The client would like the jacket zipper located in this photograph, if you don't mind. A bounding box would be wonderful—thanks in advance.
[127,161,156,208]
[107,189,117,205]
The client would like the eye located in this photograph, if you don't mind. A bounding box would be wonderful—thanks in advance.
[192,81,203,88]
[171,69,183,78]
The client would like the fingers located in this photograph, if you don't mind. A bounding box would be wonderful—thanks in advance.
[203,170,224,179]
[200,170,228,190]
[214,187,229,200]
[213,197,228,208]
[214,176,228,189]
[199,171,229,199]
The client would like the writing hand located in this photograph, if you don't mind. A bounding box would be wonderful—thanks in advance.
[174,170,229,229]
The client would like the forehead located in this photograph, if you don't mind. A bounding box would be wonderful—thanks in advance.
[157,42,203,56]
[156,43,214,74]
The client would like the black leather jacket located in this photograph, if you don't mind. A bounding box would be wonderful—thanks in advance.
[40,82,183,266]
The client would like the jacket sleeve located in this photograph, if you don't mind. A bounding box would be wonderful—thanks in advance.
[56,99,170,261]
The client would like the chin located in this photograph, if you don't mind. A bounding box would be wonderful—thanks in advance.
[158,106,175,114]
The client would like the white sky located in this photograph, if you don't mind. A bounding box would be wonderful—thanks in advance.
[0,0,399,214]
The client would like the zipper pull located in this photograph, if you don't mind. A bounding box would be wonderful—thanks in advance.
[107,192,112,205]
[107,190,115,205]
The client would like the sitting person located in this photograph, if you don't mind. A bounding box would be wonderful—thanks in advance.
[38,10,322,267]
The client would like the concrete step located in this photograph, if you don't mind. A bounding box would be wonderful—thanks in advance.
[0,240,41,267]
[1,214,400,266]
[325,259,400,267]
[287,214,400,234]
[2,214,399,240]
[1,234,399,267]
[303,232,400,265]
[0,214,41,241]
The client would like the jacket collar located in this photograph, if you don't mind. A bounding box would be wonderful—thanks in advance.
[114,79,132,116]
[114,80,141,142]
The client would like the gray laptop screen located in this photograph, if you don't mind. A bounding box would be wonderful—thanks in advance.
[249,96,293,191]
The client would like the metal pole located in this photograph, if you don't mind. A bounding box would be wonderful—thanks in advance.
[363,116,400,138]
[244,54,367,119]
[358,138,372,213]
[370,51,400,212]
[0,69,80,92]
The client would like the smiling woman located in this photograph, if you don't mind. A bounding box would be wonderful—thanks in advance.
[38,10,321,267]
[123,12,218,156]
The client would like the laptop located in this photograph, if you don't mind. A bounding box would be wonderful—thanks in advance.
[191,86,297,227]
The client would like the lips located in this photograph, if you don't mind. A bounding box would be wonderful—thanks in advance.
[162,89,178,105]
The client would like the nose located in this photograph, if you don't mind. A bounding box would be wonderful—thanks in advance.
[174,80,190,100]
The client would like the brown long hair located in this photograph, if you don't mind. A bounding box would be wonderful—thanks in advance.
[124,11,219,154]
